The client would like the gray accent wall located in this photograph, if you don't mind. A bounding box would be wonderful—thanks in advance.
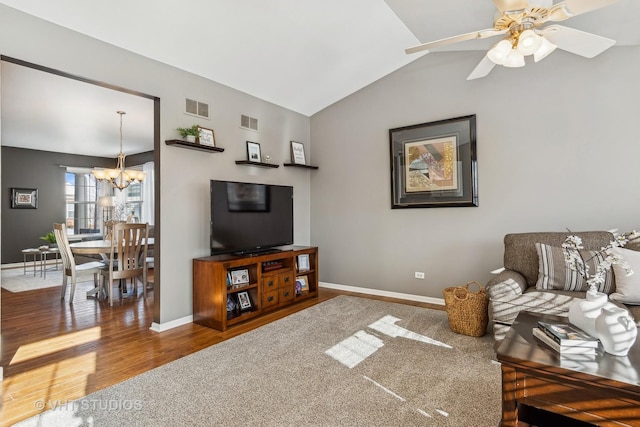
[310,47,640,300]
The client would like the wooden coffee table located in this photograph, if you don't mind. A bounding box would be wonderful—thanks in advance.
[496,311,640,426]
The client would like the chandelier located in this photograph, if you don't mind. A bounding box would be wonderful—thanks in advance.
[91,111,145,191]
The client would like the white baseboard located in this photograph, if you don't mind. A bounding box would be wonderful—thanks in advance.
[150,315,193,333]
[319,281,445,306]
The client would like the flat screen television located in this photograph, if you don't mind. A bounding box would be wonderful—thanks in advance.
[210,180,294,256]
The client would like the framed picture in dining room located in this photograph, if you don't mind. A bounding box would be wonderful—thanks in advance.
[246,141,262,162]
[290,141,306,165]
[11,188,38,209]
[389,114,478,208]
[197,126,216,146]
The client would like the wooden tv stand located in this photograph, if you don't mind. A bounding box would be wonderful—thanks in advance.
[192,246,318,331]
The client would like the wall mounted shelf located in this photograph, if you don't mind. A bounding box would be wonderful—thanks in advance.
[283,163,318,170]
[165,139,224,153]
[235,160,279,168]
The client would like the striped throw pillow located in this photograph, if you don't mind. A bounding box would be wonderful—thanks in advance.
[535,243,615,293]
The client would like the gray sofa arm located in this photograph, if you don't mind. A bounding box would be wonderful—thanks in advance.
[486,270,528,300]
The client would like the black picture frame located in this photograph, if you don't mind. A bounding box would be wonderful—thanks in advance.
[389,115,477,208]
[246,141,262,162]
[11,188,38,209]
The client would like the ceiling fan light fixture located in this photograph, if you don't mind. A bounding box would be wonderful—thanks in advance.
[504,50,525,68]
[487,39,513,65]
[533,36,557,62]
[517,29,543,56]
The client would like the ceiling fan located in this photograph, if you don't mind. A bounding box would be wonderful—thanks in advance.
[405,0,620,80]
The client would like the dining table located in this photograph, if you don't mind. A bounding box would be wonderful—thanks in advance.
[69,237,154,298]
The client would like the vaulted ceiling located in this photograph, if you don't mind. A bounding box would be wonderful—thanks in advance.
[2,0,638,117]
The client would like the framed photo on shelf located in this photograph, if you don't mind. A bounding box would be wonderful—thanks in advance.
[11,188,38,209]
[297,254,310,272]
[296,275,309,295]
[226,294,237,312]
[389,114,477,208]
[290,141,306,165]
[246,141,262,162]
[197,126,216,147]
[230,269,250,285]
[237,291,252,310]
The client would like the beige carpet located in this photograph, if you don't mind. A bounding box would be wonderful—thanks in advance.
[1,265,96,293]
[16,295,502,426]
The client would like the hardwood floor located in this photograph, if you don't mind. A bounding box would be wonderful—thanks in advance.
[1,279,443,426]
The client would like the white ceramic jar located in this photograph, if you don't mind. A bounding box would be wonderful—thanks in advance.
[595,306,638,356]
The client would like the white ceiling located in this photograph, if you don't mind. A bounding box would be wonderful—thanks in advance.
[1,0,638,156]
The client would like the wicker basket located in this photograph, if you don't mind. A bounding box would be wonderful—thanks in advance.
[443,281,489,337]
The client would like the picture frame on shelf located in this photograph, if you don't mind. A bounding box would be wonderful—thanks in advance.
[290,141,306,165]
[296,275,309,295]
[230,269,250,285]
[246,141,262,162]
[297,254,310,272]
[389,114,478,208]
[237,291,252,310]
[198,126,216,147]
[226,294,237,312]
[11,188,38,209]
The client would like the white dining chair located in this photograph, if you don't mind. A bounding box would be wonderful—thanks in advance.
[53,223,104,302]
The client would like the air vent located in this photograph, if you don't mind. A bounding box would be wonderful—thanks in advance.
[185,98,209,119]
[241,114,258,131]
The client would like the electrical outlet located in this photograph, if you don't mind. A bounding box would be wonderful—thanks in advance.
[414,272,425,279]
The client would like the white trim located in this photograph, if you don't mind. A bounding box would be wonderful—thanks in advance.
[149,315,193,332]
[319,281,445,306]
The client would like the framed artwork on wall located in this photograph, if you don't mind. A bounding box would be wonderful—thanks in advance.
[246,141,262,162]
[290,141,306,165]
[389,114,478,208]
[11,188,38,209]
[197,126,216,146]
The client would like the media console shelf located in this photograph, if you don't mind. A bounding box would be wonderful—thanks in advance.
[165,139,225,153]
[193,246,318,331]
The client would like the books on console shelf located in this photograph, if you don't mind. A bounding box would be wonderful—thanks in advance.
[537,321,599,347]
[532,328,598,355]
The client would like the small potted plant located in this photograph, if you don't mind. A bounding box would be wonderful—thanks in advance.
[176,125,200,143]
[40,230,57,248]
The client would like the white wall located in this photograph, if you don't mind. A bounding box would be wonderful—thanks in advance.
[310,47,640,300]
[0,5,312,325]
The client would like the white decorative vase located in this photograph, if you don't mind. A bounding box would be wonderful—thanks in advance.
[595,306,637,356]
[568,291,609,337]
[185,135,196,143]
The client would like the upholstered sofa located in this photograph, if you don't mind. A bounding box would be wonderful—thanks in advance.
[486,231,640,342]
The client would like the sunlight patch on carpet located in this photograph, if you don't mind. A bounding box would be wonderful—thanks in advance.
[325,314,452,369]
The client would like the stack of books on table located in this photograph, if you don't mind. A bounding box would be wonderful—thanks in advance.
[533,321,599,355]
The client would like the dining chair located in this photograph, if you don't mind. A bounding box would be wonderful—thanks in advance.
[53,223,104,301]
[100,222,149,306]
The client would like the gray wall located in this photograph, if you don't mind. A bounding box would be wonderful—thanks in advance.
[0,5,312,327]
[0,146,152,263]
[310,47,640,300]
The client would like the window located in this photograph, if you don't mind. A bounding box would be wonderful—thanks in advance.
[65,172,100,235]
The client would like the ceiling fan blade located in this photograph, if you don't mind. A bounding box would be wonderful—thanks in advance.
[561,0,621,17]
[405,29,507,54]
[493,0,529,13]
[542,25,616,58]
[467,55,497,80]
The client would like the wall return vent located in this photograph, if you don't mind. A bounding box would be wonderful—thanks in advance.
[241,114,258,131]
[185,98,209,119]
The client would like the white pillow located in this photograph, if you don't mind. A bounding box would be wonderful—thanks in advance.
[610,247,640,305]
